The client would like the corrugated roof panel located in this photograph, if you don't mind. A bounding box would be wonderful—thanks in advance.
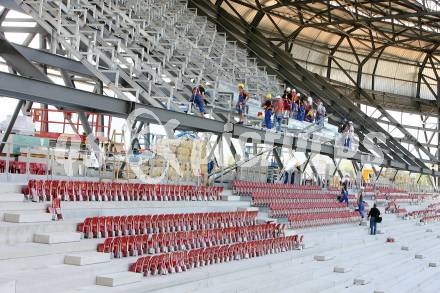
[362,58,376,75]
[225,2,255,23]
[420,83,436,100]
[290,44,313,61]
[333,51,358,68]
[330,68,356,85]
[305,49,327,67]
[375,59,398,78]
[305,63,326,76]
[220,1,440,112]
[393,78,414,97]
[360,73,372,89]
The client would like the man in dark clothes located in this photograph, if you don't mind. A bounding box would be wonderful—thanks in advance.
[367,203,381,235]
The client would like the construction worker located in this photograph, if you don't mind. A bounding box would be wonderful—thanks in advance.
[305,107,314,123]
[290,89,298,118]
[236,84,249,124]
[262,93,273,129]
[344,121,354,148]
[292,91,300,119]
[282,87,292,117]
[297,98,305,121]
[315,99,326,126]
[190,83,206,116]
[307,95,313,107]
[274,95,284,132]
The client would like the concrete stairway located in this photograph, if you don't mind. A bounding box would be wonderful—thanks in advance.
[53,213,440,293]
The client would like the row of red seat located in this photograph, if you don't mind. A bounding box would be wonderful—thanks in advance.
[411,192,433,197]
[268,203,347,218]
[374,194,386,201]
[97,223,283,258]
[251,191,336,200]
[378,187,406,193]
[0,160,47,175]
[129,236,302,276]
[251,192,355,207]
[421,215,440,223]
[26,179,223,202]
[269,202,345,210]
[233,180,321,195]
[288,211,358,228]
[270,208,348,218]
[395,208,408,215]
[77,211,259,238]
[252,197,337,207]
[384,201,406,215]
[383,193,418,199]
[405,209,440,219]
[361,184,375,193]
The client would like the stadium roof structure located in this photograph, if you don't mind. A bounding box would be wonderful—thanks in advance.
[190,0,440,176]
[203,0,440,113]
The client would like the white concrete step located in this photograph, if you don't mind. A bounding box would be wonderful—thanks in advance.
[0,193,24,202]
[0,201,47,219]
[34,232,82,244]
[221,195,241,201]
[237,207,259,212]
[60,200,250,220]
[220,189,233,196]
[2,253,136,293]
[4,212,52,223]
[0,278,15,293]
[0,183,25,194]
[65,252,111,266]
[314,255,334,261]
[0,239,101,262]
[96,272,142,287]
[291,229,431,293]
[333,266,351,273]
[353,278,369,285]
[0,219,78,245]
[256,217,278,224]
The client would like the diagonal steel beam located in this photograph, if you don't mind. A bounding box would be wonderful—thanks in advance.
[272,147,284,170]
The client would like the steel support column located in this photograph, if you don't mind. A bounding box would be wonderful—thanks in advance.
[392,170,399,182]
[332,158,343,178]
[375,166,384,183]
[272,147,284,170]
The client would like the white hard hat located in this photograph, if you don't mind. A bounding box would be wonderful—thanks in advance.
[275,95,282,99]
[286,87,291,92]
[292,88,296,92]
[297,93,301,96]
[349,121,353,124]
